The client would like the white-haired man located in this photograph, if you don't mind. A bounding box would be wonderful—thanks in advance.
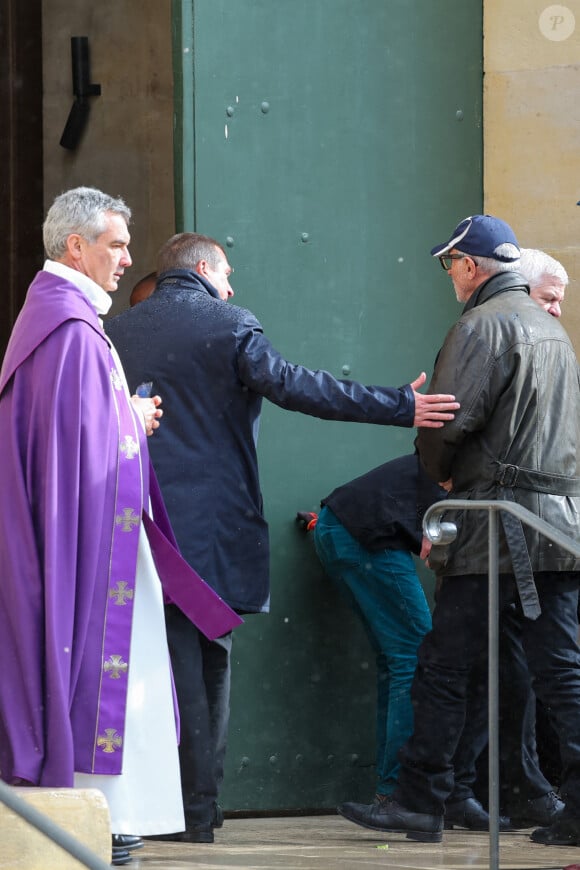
[520,247,567,318]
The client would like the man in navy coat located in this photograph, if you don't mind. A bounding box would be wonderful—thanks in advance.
[106,232,458,842]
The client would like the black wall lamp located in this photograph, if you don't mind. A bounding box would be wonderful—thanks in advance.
[60,37,101,150]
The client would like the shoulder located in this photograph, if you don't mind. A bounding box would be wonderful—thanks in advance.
[231,302,262,331]
[200,298,263,336]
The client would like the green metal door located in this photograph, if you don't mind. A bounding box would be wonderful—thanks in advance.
[173,0,482,811]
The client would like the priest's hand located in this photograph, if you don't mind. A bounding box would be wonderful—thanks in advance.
[131,394,163,436]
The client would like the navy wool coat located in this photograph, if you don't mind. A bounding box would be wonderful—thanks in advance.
[106,269,415,613]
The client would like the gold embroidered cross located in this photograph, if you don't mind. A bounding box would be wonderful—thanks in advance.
[109,581,134,606]
[97,728,123,754]
[103,654,128,679]
[110,369,123,391]
[120,435,139,460]
[115,508,140,532]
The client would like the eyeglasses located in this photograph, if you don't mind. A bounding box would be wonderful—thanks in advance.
[438,253,466,271]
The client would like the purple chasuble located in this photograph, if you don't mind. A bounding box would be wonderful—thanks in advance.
[0,270,240,788]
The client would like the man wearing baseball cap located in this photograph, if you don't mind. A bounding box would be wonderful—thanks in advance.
[338,214,580,846]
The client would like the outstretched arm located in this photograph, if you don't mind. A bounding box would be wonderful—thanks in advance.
[238,324,456,428]
[410,372,459,429]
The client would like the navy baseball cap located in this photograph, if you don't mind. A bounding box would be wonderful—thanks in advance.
[431,215,520,262]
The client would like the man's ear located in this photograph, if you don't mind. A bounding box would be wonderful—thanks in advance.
[195,259,208,277]
[466,256,478,277]
[66,233,83,262]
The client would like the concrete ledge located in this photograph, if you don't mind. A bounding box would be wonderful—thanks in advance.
[0,787,110,869]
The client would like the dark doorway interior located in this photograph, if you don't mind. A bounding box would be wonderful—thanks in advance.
[0,0,44,357]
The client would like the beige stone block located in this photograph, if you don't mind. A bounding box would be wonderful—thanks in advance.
[484,65,580,250]
[485,0,580,72]
[42,0,175,317]
[0,788,110,869]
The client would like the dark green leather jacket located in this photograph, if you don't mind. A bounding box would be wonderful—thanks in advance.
[417,270,580,588]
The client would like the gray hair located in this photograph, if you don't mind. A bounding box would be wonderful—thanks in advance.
[470,254,521,274]
[43,186,131,260]
[518,248,569,289]
[157,233,225,275]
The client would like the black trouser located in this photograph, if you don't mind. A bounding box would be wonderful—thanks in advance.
[394,572,580,816]
[165,604,233,827]
[451,603,552,811]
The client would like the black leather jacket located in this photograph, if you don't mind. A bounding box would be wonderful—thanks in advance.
[417,270,580,585]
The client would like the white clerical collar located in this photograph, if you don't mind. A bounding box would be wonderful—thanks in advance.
[43,260,113,317]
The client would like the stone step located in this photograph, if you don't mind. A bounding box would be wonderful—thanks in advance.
[0,787,110,869]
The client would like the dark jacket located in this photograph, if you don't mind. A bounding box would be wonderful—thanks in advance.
[322,453,445,554]
[106,269,416,612]
[416,270,580,578]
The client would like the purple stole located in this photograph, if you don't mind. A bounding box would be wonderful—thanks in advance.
[90,352,145,773]
[90,352,243,774]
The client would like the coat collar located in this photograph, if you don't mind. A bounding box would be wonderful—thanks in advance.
[156,268,220,300]
[463,270,529,314]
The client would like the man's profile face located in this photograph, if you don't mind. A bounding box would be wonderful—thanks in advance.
[445,249,473,303]
[529,278,565,318]
[77,212,132,293]
[205,249,234,301]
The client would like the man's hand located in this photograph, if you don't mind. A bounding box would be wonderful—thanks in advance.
[131,394,163,436]
[296,511,318,531]
[411,372,459,428]
[419,535,433,562]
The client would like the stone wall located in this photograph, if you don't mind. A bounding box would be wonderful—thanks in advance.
[42,0,174,314]
[484,0,580,345]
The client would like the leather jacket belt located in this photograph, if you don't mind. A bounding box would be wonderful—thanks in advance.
[493,461,580,620]
[494,461,580,495]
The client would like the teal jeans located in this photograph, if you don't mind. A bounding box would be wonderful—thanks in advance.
[314,506,432,795]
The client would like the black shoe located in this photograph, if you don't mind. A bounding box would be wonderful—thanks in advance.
[530,816,580,845]
[444,797,511,831]
[181,825,214,843]
[111,846,132,866]
[112,835,144,851]
[337,796,443,843]
[212,803,224,828]
[510,791,565,828]
[147,824,214,844]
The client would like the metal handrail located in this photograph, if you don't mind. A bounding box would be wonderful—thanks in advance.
[423,498,580,870]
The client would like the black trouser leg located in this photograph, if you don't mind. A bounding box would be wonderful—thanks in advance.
[165,604,232,827]
[521,573,580,817]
